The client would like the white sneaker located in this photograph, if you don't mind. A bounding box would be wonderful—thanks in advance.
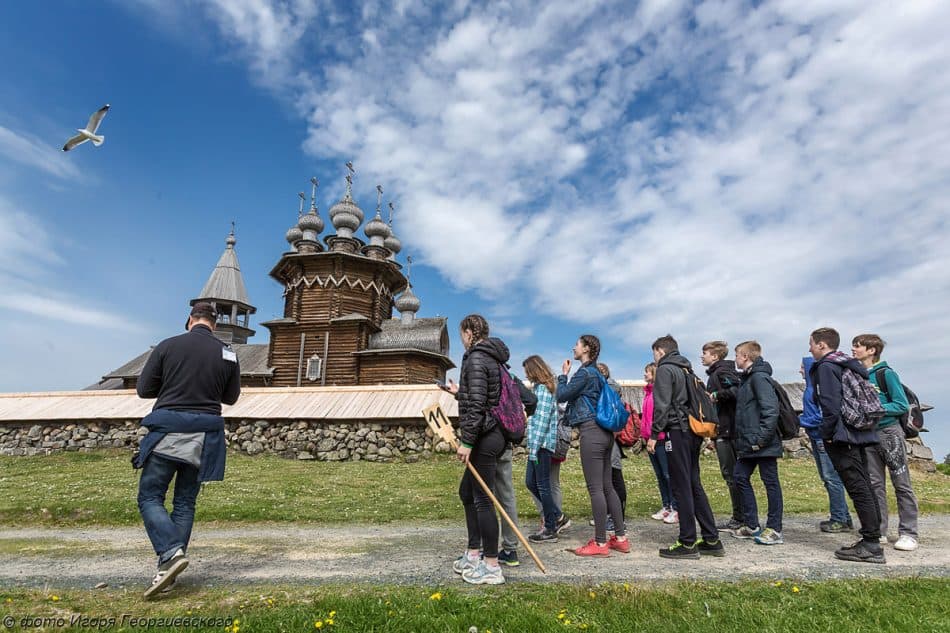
[462,560,505,585]
[663,510,679,524]
[894,535,918,551]
[452,552,479,574]
[651,508,668,521]
[143,549,188,599]
[879,535,889,544]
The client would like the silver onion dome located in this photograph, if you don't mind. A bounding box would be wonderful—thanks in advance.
[298,209,324,234]
[395,286,421,314]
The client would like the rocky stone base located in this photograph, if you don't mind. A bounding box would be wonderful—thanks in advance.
[0,420,936,470]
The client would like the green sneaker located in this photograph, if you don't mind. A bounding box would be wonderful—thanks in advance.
[659,541,700,560]
[696,538,726,557]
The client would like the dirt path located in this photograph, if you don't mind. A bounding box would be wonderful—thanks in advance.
[2,515,949,589]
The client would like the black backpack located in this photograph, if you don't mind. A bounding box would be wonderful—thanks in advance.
[767,378,800,441]
[682,368,719,438]
[874,367,925,439]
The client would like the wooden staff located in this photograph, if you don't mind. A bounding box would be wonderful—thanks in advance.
[423,403,547,574]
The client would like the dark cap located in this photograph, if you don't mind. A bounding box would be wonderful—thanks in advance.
[186,302,218,330]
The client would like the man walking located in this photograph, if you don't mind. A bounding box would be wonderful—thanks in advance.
[134,302,241,597]
[647,335,723,559]
[808,327,884,564]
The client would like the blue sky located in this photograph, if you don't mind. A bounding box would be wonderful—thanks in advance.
[1,1,948,459]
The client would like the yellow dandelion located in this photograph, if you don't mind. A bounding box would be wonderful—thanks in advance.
[430,592,443,601]
[314,621,323,629]
[564,620,571,626]
[773,581,783,587]
[50,595,60,602]
[557,613,566,620]
[589,590,596,599]
[234,620,240,625]
[329,611,336,618]
[326,619,334,626]
[623,582,630,591]
[792,586,801,594]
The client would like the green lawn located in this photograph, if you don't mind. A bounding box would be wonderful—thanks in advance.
[0,450,947,526]
[2,579,949,632]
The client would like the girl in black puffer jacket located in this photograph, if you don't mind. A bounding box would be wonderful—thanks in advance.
[447,314,509,585]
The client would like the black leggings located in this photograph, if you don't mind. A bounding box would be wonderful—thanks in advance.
[458,425,506,557]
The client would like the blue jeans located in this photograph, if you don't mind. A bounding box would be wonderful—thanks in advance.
[137,453,202,566]
[526,448,560,531]
[734,456,783,533]
[810,437,852,525]
[648,447,676,510]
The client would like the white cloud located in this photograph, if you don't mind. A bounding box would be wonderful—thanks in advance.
[0,125,80,180]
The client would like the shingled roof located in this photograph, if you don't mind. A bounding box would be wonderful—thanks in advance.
[198,236,251,306]
[367,317,449,356]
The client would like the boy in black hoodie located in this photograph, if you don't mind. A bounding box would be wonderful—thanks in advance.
[647,335,722,559]
[701,341,743,532]
[808,327,885,564]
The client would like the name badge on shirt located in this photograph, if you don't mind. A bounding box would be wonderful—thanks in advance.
[222,348,237,363]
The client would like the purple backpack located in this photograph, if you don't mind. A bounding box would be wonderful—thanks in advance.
[491,366,526,443]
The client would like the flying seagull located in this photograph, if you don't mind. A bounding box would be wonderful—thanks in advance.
[62,104,110,152]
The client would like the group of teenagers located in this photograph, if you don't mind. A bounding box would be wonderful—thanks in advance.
[445,315,921,585]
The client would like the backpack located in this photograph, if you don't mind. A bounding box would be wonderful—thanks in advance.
[840,367,885,431]
[590,372,628,432]
[490,366,527,444]
[615,402,641,447]
[683,368,719,438]
[767,377,800,441]
[875,367,925,439]
[553,406,572,461]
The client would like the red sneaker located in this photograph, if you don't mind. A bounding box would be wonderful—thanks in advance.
[608,535,630,553]
[574,539,611,557]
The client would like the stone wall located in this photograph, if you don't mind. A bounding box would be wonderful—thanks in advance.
[0,420,936,471]
[0,419,454,461]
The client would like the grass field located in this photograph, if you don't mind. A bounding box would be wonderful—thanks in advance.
[1,450,947,526]
[2,579,949,632]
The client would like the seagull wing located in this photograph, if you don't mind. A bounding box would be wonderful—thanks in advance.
[62,133,88,152]
[85,104,110,134]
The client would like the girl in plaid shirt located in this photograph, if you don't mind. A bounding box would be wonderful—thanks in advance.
[523,355,564,543]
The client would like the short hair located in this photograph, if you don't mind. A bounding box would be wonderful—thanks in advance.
[810,327,840,350]
[702,340,729,360]
[735,340,762,362]
[596,362,610,379]
[459,314,490,342]
[579,334,601,363]
[853,333,886,362]
[189,301,218,322]
[651,334,678,355]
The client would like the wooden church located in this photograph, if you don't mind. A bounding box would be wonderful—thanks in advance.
[99,165,454,389]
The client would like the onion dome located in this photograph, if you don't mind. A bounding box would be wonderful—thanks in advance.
[285,224,303,245]
[298,208,324,234]
[329,172,364,238]
[364,210,391,245]
[395,285,421,314]
[384,231,402,257]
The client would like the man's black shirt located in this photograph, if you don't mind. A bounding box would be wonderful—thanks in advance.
[137,324,241,414]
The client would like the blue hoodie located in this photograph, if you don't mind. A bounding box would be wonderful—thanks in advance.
[799,356,822,438]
